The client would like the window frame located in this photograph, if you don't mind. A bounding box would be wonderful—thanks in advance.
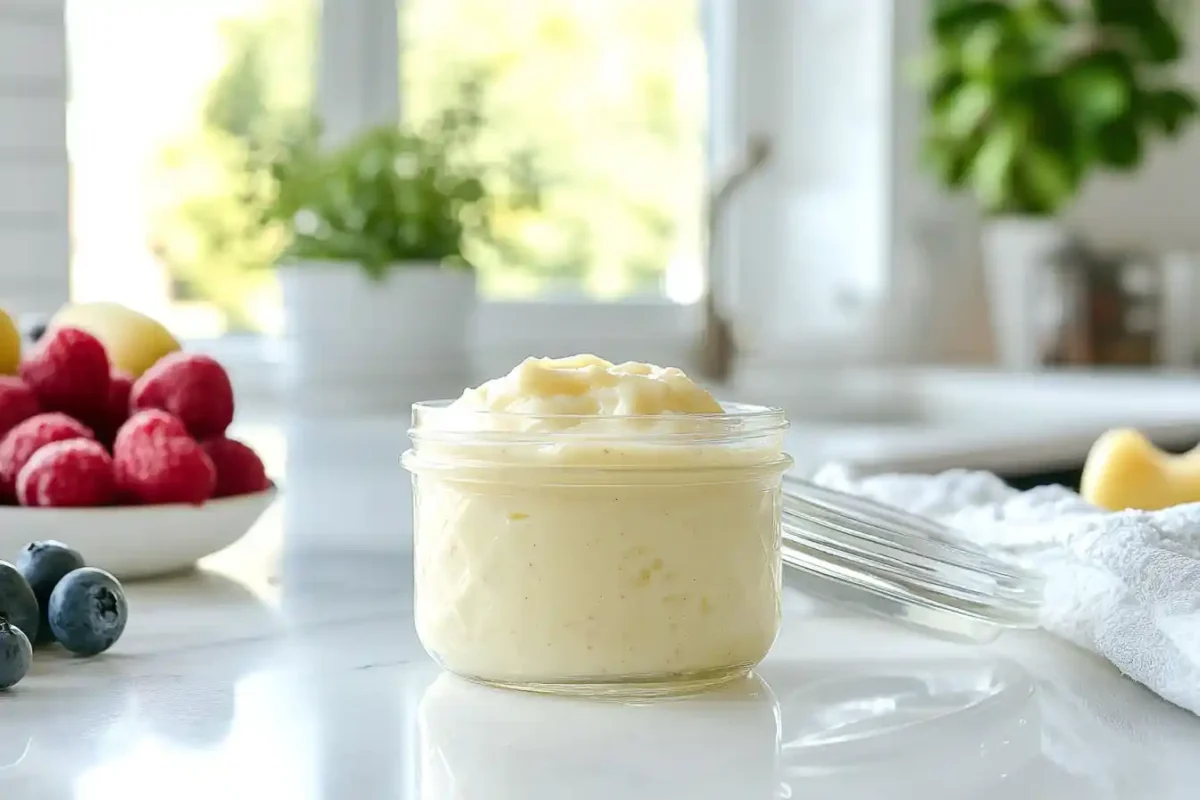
[56,0,915,402]
[205,0,716,395]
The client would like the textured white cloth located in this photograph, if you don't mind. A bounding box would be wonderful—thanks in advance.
[813,464,1200,716]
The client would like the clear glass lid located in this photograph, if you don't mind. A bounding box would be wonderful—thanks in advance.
[779,476,1043,643]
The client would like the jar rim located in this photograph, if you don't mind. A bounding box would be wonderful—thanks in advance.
[412,398,784,422]
[409,400,788,445]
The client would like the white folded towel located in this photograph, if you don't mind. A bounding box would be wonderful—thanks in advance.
[813,464,1200,716]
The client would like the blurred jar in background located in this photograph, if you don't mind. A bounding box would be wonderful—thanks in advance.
[1041,241,1165,367]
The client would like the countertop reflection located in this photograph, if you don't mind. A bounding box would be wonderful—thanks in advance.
[1,415,1199,799]
[769,658,1038,798]
[419,673,780,800]
[416,658,1041,800]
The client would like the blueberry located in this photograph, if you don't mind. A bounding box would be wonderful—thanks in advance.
[25,319,47,344]
[0,618,31,689]
[48,568,128,657]
[16,541,85,644]
[0,561,38,642]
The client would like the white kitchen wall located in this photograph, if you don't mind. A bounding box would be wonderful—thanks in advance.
[1068,37,1200,251]
[723,0,894,367]
[724,0,1002,371]
[888,1,1200,366]
[0,0,69,318]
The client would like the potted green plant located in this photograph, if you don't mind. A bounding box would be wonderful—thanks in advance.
[266,94,534,410]
[921,0,1197,368]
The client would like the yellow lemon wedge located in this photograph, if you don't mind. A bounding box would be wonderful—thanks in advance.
[1081,428,1200,511]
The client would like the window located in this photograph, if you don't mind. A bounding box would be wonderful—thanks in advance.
[67,0,313,340]
[63,0,904,388]
[66,0,705,346]
[402,0,706,302]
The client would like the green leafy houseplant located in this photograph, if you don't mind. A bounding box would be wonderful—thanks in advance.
[266,87,538,280]
[922,0,1199,216]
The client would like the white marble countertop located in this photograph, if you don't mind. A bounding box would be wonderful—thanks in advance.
[4,408,1200,799]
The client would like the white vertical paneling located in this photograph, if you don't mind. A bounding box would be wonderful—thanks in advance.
[0,228,70,317]
[0,16,66,82]
[0,0,69,317]
[0,97,66,152]
[0,162,68,216]
[0,1,64,20]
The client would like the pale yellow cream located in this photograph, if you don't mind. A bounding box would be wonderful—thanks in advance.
[452,354,724,417]
[407,355,787,690]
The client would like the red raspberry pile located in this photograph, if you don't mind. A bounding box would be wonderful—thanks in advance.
[0,327,270,508]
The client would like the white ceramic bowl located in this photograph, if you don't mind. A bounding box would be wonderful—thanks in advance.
[0,486,279,580]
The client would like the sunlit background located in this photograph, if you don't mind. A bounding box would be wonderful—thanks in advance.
[4,2,1200,796]
[67,0,706,339]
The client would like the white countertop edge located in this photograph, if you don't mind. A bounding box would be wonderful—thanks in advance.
[834,420,1200,477]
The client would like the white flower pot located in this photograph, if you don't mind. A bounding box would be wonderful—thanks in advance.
[279,261,476,412]
[981,217,1069,370]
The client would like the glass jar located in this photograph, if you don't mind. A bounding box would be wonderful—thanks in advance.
[402,402,793,697]
[404,400,1045,698]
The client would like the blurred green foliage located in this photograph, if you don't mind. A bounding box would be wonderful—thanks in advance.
[266,79,541,279]
[150,0,704,331]
[921,0,1199,216]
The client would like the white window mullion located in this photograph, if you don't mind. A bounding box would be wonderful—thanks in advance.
[0,0,68,318]
[725,0,892,371]
[702,0,737,314]
[316,0,401,146]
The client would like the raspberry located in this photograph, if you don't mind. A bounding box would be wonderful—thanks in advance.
[89,370,134,450]
[0,377,39,440]
[112,409,189,452]
[113,420,215,506]
[16,438,115,507]
[19,326,111,420]
[0,413,95,499]
[201,437,270,498]
[130,352,233,439]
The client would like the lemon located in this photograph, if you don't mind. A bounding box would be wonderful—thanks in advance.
[49,302,181,377]
[0,308,20,375]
